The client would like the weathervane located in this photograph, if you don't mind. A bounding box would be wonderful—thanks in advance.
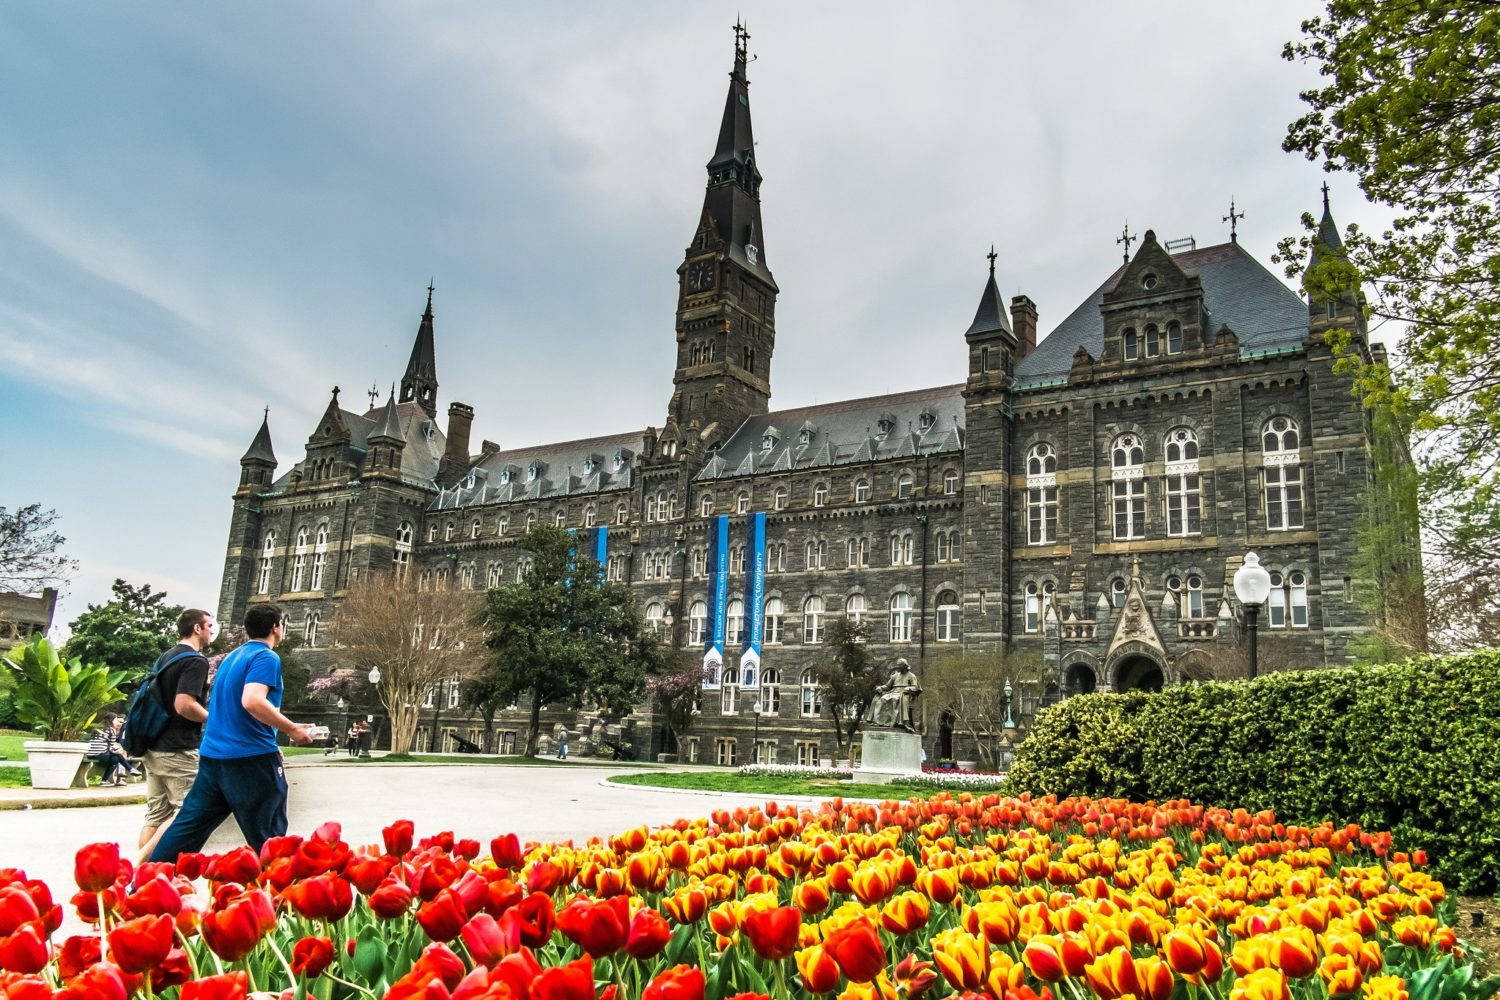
[986,244,998,277]
[1223,199,1245,243]
[367,383,379,409]
[1117,222,1136,264]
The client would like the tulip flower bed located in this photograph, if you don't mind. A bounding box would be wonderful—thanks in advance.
[0,795,1491,1000]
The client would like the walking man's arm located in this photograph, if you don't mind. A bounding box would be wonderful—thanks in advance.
[173,693,208,724]
[242,683,315,745]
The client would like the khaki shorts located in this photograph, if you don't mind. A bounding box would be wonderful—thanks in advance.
[142,750,199,827]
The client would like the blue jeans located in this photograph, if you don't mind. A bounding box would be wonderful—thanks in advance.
[148,753,287,862]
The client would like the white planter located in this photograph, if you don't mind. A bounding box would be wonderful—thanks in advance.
[23,741,91,789]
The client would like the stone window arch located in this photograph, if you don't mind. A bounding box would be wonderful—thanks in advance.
[935,589,959,641]
[290,527,310,591]
[812,481,829,507]
[310,522,330,590]
[803,595,825,644]
[1111,433,1146,540]
[889,592,913,642]
[392,522,412,580]
[1164,426,1202,536]
[1027,442,1059,544]
[257,531,276,594]
[687,599,707,646]
[1262,416,1305,530]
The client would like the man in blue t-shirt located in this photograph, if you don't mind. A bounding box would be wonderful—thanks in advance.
[150,604,315,860]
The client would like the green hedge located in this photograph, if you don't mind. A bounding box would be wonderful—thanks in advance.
[1004,650,1500,893]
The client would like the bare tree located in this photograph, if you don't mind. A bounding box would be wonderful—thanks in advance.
[810,616,881,761]
[1421,549,1500,654]
[331,572,482,755]
[0,505,76,594]
[922,647,1046,769]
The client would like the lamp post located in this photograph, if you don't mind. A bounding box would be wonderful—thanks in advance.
[1233,552,1272,679]
[336,697,346,750]
[1003,679,1016,730]
[367,665,382,753]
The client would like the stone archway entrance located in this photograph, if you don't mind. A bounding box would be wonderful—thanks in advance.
[1115,655,1165,692]
[1064,663,1097,696]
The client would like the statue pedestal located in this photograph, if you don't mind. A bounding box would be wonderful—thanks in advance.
[852,729,923,785]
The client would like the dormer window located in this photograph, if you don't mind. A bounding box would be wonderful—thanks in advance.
[613,450,628,472]
[499,468,511,484]
[799,425,815,447]
[422,422,436,442]
[583,457,596,475]
[761,427,779,452]
[463,470,476,490]
[918,410,936,433]
[527,463,542,483]
[876,415,896,439]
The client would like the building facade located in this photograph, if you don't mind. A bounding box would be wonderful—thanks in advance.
[218,31,1400,763]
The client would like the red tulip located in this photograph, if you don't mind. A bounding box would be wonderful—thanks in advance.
[531,955,596,1000]
[0,887,39,936]
[507,892,556,948]
[205,846,261,885]
[150,947,194,991]
[644,965,706,1000]
[345,856,392,895]
[57,933,102,978]
[417,942,471,989]
[370,879,415,919]
[462,912,519,965]
[201,889,275,961]
[284,874,354,922]
[0,975,53,1000]
[526,861,562,895]
[107,913,174,973]
[179,971,250,1000]
[797,945,841,994]
[74,843,121,893]
[53,962,131,1000]
[172,852,208,880]
[558,894,630,958]
[417,888,470,942]
[484,877,524,918]
[824,916,887,983]
[259,835,302,863]
[492,834,525,869]
[625,906,672,960]
[492,947,544,1000]
[119,874,182,918]
[743,905,801,960]
[385,820,416,858]
[0,922,47,973]
[292,935,335,977]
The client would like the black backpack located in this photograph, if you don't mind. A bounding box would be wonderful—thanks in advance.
[121,648,199,756]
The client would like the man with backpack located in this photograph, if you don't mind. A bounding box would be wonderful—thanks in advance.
[131,609,214,863]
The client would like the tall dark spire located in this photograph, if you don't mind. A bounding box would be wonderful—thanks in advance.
[1309,181,1344,268]
[965,250,1013,339]
[701,21,773,285]
[240,408,276,465]
[400,282,439,419]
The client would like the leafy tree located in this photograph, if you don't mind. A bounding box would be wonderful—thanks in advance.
[2,636,126,742]
[646,652,706,757]
[809,615,881,760]
[1350,403,1429,663]
[1279,2,1500,558]
[0,504,76,595]
[922,647,1046,768]
[479,525,663,757]
[64,579,183,685]
[331,572,482,755]
[455,669,510,754]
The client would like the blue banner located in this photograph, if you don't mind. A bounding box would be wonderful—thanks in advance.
[702,515,729,689]
[741,511,765,689]
[591,524,608,583]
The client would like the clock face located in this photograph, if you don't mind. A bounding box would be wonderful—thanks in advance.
[687,260,714,292]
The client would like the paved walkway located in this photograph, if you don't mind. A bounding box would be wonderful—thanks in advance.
[0,760,804,934]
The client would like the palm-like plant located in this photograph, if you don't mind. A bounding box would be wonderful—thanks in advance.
[2,636,127,742]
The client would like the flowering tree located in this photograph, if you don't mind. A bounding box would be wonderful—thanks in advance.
[646,653,705,756]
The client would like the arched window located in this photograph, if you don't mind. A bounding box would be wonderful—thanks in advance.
[1263,417,1305,530]
[727,598,744,646]
[1268,572,1287,628]
[309,523,329,590]
[845,593,867,626]
[764,598,784,644]
[889,532,914,566]
[444,521,455,541]
[667,494,679,519]
[737,490,751,515]
[257,531,276,594]
[936,590,959,642]
[497,515,509,536]
[1024,581,1056,633]
[813,482,828,507]
[393,521,412,580]
[1123,327,1138,361]
[691,548,706,578]
[1027,443,1059,544]
[943,468,959,495]
[1164,427,1202,537]
[584,505,596,528]
[1111,577,1127,608]
[688,600,707,646]
[1167,320,1183,354]
[616,502,629,526]
[525,511,537,531]
[700,494,714,517]
[645,602,664,634]
[459,563,475,589]
[1269,570,1310,628]
[768,543,787,572]
[803,596,824,644]
[305,612,321,648]
[1111,433,1146,540]
[471,518,481,540]
[553,510,565,527]
[889,593,913,642]
[435,566,449,589]
[801,669,822,717]
[428,523,439,543]
[854,479,870,503]
[486,562,501,588]
[935,530,952,562]
[760,667,781,715]
[720,682,738,716]
[1289,571,1309,627]
[847,536,869,567]
[515,559,531,583]
[896,473,913,500]
[805,538,827,570]
[290,527,309,591]
[1185,574,1204,618]
[773,487,788,511]
[1144,324,1160,357]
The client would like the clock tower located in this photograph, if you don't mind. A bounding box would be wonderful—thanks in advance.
[665,21,778,463]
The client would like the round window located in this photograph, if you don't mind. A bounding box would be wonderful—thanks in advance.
[1142,273,1158,290]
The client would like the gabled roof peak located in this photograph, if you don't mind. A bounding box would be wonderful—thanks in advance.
[965,249,1014,339]
[241,408,276,465]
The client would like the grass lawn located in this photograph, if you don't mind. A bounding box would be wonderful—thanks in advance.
[292,750,661,768]
[0,765,30,788]
[0,729,30,762]
[609,771,856,797]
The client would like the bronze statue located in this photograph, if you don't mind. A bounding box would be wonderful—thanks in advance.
[864,658,921,732]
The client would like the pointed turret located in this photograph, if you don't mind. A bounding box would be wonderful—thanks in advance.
[237,408,277,494]
[370,389,404,443]
[965,250,1013,338]
[400,283,439,419]
[700,21,773,284]
[364,388,407,479]
[965,247,1018,387]
[1304,184,1366,345]
[1307,182,1345,272]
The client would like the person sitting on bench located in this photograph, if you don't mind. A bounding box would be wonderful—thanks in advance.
[86,715,138,786]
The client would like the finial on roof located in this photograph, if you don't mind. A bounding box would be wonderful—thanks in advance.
[986,244,998,277]
[367,383,379,409]
[1321,181,1331,214]
[331,385,340,403]
[1117,221,1136,264]
[1223,198,1245,243]
[263,405,269,421]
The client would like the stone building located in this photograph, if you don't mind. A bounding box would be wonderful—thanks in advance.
[217,29,1410,763]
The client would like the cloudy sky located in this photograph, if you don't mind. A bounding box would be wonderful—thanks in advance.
[0,1,1374,634]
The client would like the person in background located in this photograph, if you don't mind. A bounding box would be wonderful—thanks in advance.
[148,604,315,860]
[86,715,134,786]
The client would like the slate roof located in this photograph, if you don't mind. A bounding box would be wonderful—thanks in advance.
[434,429,644,510]
[240,414,276,464]
[696,384,965,482]
[1013,240,1308,389]
[265,401,444,493]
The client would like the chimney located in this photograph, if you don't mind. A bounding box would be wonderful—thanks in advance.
[1010,295,1038,358]
[439,402,474,484]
